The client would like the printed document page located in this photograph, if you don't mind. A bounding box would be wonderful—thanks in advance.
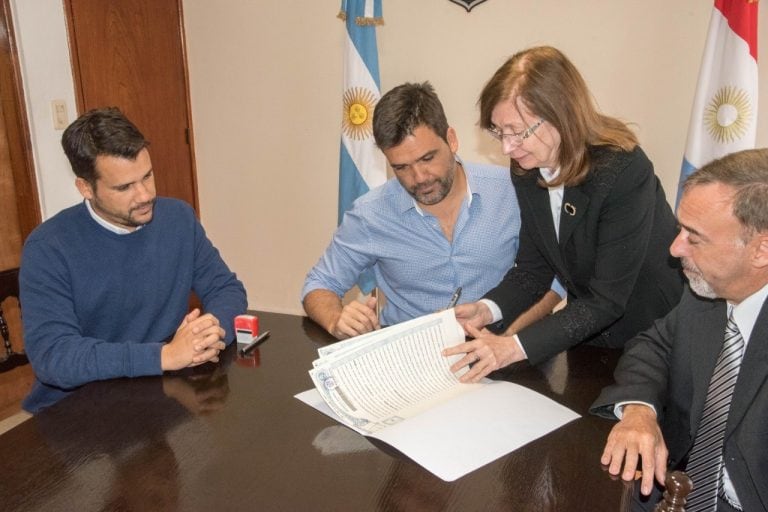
[309,309,469,433]
[296,308,580,480]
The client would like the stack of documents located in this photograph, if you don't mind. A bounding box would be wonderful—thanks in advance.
[296,309,579,481]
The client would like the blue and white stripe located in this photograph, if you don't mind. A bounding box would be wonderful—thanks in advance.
[677,0,758,207]
[338,0,386,292]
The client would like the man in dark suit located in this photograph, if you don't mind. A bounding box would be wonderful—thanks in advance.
[592,148,768,511]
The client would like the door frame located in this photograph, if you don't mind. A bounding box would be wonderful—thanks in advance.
[1,0,41,240]
[62,0,200,214]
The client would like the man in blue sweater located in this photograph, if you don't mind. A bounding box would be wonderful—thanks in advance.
[20,107,247,413]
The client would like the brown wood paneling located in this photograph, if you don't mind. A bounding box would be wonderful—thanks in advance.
[0,0,40,248]
[0,295,33,421]
[65,0,199,212]
[0,0,39,421]
[0,99,22,270]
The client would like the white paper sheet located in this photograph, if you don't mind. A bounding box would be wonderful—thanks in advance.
[308,309,469,433]
[296,379,579,481]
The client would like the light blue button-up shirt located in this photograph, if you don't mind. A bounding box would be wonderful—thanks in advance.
[302,160,521,326]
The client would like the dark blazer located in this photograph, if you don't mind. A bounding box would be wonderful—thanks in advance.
[591,286,768,512]
[484,145,683,364]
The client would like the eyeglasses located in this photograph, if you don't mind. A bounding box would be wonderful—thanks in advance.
[485,118,545,145]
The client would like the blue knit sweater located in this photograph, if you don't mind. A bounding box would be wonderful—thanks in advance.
[20,198,247,413]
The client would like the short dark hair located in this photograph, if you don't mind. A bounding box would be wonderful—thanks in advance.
[372,82,449,150]
[61,107,149,185]
[684,148,768,239]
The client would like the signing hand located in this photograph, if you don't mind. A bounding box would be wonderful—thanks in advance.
[442,324,526,383]
[330,296,380,339]
[601,404,668,496]
[161,309,226,370]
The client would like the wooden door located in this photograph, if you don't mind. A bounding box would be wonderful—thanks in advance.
[0,0,40,420]
[64,0,199,212]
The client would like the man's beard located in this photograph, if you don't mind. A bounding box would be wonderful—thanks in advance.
[408,163,455,206]
[92,197,156,228]
[682,260,717,299]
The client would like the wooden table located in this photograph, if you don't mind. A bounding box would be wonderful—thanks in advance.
[0,312,633,511]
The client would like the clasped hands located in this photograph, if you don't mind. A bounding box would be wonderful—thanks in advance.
[329,296,380,339]
[161,308,226,371]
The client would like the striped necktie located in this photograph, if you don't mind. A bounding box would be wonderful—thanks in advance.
[686,310,745,511]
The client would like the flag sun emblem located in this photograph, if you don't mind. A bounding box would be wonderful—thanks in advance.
[704,86,752,144]
[342,87,378,140]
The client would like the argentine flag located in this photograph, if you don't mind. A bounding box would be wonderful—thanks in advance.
[677,0,759,206]
[338,0,386,293]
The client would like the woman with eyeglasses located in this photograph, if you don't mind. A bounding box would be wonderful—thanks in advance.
[446,46,684,380]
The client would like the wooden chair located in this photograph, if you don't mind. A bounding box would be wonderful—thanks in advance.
[0,268,28,372]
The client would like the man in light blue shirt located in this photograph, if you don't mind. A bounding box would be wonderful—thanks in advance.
[302,82,561,339]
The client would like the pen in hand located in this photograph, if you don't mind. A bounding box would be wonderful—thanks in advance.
[447,287,462,309]
[239,330,271,357]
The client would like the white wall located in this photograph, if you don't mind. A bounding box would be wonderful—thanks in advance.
[12,0,768,316]
[183,0,768,315]
[10,0,80,219]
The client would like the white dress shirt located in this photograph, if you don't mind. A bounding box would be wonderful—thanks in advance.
[85,199,144,235]
[481,168,564,356]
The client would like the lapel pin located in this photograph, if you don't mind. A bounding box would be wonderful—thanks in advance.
[564,203,576,216]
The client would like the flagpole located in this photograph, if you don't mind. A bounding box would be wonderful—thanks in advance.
[337,0,386,294]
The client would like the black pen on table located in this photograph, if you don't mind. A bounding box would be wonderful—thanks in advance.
[239,330,271,356]
[447,287,462,309]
